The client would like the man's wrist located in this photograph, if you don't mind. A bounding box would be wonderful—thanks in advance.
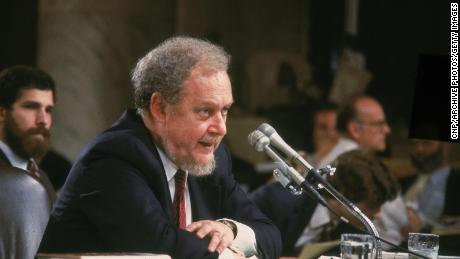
[217,219,238,239]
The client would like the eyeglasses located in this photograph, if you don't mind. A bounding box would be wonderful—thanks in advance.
[356,120,389,129]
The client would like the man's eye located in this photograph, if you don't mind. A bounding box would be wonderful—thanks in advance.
[23,104,39,109]
[199,109,211,116]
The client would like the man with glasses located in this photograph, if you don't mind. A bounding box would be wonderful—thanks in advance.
[310,95,391,170]
[334,94,391,154]
[316,95,412,247]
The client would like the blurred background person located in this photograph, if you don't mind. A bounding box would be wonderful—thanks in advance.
[400,139,460,255]
[402,139,460,224]
[250,149,399,256]
[308,102,339,168]
[327,94,412,246]
[334,94,391,156]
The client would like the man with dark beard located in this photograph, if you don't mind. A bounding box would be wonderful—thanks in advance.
[39,37,281,259]
[399,139,460,255]
[401,139,460,227]
[0,66,57,201]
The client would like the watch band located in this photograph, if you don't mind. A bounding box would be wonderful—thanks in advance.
[218,219,238,239]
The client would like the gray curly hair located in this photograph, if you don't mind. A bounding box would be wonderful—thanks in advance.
[131,36,230,114]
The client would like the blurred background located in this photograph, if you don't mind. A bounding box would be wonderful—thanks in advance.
[0,0,452,184]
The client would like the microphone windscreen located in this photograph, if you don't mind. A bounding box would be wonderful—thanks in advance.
[247,130,269,152]
[257,123,276,136]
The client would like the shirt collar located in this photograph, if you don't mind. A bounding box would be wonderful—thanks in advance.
[0,140,28,170]
[155,145,188,182]
[310,204,331,229]
[340,137,359,148]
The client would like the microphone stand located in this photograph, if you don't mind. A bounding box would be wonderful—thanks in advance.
[248,126,428,259]
[304,167,383,259]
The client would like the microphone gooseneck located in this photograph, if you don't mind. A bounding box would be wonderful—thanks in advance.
[250,124,383,259]
[248,124,432,259]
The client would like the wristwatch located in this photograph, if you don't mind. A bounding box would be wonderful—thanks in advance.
[218,219,238,239]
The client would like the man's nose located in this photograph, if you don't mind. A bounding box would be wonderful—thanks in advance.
[36,108,51,127]
[209,113,226,136]
[383,123,391,134]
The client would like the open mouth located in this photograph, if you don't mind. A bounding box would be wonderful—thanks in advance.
[198,141,218,154]
[199,141,214,148]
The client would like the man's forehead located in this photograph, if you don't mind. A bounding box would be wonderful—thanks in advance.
[16,88,54,104]
[182,71,232,102]
[356,100,384,119]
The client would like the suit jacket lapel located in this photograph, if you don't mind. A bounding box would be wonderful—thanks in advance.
[115,110,175,221]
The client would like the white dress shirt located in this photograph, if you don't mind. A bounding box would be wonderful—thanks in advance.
[0,140,28,170]
[316,137,359,168]
[155,146,259,258]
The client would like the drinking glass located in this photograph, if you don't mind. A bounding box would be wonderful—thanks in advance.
[408,232,439,259]
[341,233,375,259]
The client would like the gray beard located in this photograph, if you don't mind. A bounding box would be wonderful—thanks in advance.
[161,138,216,177]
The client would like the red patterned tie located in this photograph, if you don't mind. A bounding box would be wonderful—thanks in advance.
[172,169,187,229]
[27,158,40,177]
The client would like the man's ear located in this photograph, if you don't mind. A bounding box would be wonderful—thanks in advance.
[347,121,361,141]
[149,92,167,123]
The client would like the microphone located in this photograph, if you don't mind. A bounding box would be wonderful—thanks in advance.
[248,130,328,206]
[250,125,430,259]
[257,123,314,171]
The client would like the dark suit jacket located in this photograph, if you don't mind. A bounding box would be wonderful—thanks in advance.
[39,149,72,190]
[250,182,317,256]
[39,109,281,259]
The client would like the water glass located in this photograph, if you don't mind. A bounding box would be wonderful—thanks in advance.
[408,232,439,259]
[341,233,375,259]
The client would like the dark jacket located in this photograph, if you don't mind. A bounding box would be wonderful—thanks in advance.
[251,182,317,256]
[39,109,281,259]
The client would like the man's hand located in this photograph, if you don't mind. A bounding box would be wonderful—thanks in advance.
[186,220,235,254]
[400,207,422,236]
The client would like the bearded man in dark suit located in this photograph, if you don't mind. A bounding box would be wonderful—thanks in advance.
[39,36,281,259]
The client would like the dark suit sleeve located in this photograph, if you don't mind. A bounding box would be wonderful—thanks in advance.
[211,146,282,259]
[76,158,218,259]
